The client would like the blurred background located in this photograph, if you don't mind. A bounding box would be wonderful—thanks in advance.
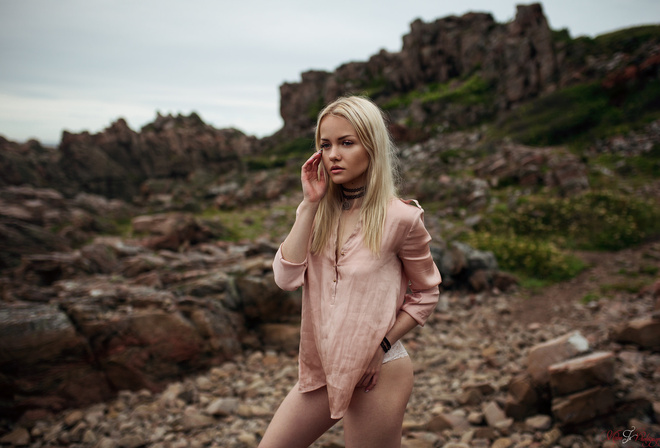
[1,1,659,447]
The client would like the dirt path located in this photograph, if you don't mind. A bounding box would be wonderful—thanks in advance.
[509,240,660,327]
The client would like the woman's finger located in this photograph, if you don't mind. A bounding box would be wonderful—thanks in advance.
[364,371,379,393]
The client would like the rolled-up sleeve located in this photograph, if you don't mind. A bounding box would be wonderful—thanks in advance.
[273,245,307,291]
[398,209,442,326]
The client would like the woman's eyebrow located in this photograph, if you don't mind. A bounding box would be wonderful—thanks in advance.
[320,135,355,141]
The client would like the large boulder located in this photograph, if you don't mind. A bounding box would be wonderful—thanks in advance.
[0,114,256,202]
[0,303,113,418]
[131,212,215,251]
[432,241,512,292]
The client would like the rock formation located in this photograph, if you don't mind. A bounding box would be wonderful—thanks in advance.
[0,114,256,201]
[0,223,300,418]
[278,3,562,138]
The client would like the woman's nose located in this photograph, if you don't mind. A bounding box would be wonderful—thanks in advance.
[328,145,340,160]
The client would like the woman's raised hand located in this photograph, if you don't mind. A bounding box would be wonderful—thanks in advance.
[301,151,327,203]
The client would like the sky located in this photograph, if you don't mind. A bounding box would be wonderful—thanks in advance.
[0,0,658,145]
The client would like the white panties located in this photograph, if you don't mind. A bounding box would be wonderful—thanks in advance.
[382,340,408,364]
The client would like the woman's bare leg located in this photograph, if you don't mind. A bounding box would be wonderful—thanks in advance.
[343,356,414,448]
[259,382,339,448]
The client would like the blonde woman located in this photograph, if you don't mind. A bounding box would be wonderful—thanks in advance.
[259,96,441,448]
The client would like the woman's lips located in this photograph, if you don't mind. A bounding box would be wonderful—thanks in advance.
[330,166,344,174]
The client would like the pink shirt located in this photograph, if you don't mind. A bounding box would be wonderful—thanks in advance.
[272,198,442,419]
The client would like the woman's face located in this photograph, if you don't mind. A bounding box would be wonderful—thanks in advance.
[318,115,370,189]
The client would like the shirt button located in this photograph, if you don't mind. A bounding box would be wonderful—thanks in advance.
[340,251,345,255]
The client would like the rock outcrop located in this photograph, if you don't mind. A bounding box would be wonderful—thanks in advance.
[0,114,256,201]
[0,186,135,270]
[278,3,562,138]
[276,3,660,143]
[0,230,300,419]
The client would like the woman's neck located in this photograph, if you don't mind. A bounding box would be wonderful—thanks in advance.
[340,185,365,211]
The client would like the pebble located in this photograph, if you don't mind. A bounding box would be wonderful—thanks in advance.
[525,414,552,431]
[0,427,30,446]
[0,289,658,447]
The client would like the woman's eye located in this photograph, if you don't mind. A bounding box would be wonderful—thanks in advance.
[342,140,353,146]
[319,143,330,150]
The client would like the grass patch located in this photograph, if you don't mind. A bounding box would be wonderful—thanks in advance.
[462,188,660,285]
[244,137,315,171]
[580,292,601,304]
[463,231,586,282]
[477,190,660,251]
[383,74,496,110]
[593,25,660,55]
[581,278,655,303]
[200,205,296,242]
[594,144,660,180]
[494,80,660,148]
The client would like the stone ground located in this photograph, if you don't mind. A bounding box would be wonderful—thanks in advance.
[1,242,659,448]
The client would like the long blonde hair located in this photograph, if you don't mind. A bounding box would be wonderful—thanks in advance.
[311,96,399,255]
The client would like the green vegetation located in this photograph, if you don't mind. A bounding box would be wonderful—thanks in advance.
[382,74,496,110]
[201,205,296,242]
[476,191,660,251]
[581,277,656,304]
[460,190,660,283]
[493,80,660,148]
[593,144,660,181]
[464,231,586,283]
[245,137,314,171]
[307,96,326,121]
[359,76,389,99]
[592,25,660,55]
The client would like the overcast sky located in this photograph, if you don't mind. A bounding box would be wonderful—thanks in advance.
[1,0,658,145]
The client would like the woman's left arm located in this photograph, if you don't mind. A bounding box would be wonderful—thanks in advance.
[358,204,442,392]
[398,207,442,326]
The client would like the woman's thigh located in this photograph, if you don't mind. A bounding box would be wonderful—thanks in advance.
[258,382,339,448]
[343,356,414,448]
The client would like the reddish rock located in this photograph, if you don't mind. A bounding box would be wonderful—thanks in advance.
[527,331,590,385]
[469,269,491,292]
[424,413,470,432]
[15,252,89,286]
[492,271,519,292]
[525,414,552,431]
[259,323,301,353]
[0,303,113,417]
[277,4,561,138]
[504,372,539,420]
[475,143,589,194]
[234,272,301,323]
[483,401,508,428]
[132,213,214,251]
[551,386,616,425]
[548,351,615,397]
[613,317,660,348]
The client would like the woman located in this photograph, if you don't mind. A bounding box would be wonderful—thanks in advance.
[259,96,441,448]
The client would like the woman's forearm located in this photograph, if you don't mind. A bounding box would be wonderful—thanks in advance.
[385,311,419,346]
[280,200,319,263]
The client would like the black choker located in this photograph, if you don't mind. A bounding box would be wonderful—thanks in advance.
[341,186,365,210]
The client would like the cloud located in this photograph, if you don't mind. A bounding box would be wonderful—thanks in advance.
[1,0,659,143]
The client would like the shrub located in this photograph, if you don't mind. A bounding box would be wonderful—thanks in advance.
[477,191,660,251]
[494,80,660,147]
[464,231,585,281]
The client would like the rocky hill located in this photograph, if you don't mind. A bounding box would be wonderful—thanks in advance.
[1,2,660,446]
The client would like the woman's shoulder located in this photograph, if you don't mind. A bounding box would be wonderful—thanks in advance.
[387,197,424,224]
